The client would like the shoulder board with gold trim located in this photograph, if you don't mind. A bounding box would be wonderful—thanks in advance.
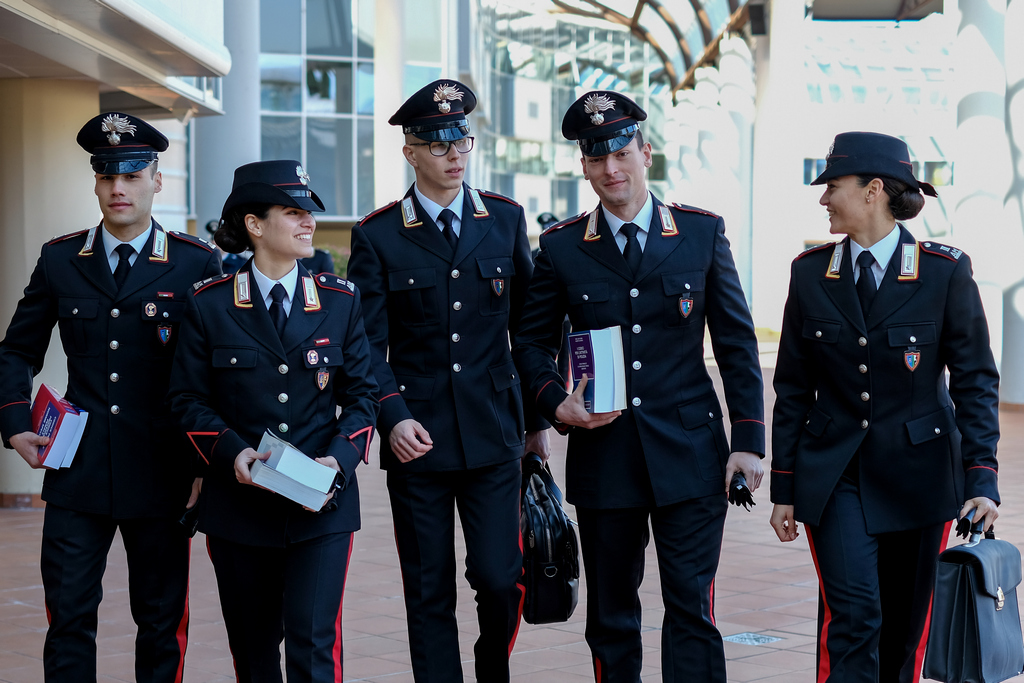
[301,276,321,311]
[315,273,356,295]
[78,226,98,256]
[401,197,423,228]
[467,188,489,217]
[824,242,844,279]
[919,240,965,262]
[793,241,837,262]
[896,242,920,280]
[193,273,231,294]
[658,205,679,236]
[149,229,169,263]
[167,231,214,252]
[476,189,520,207]
[671,203,719,218]
[234,271,253,308]
[583,209,601,241]
[355,200,399,227]
[541,212,586,236]
[46,228,90,246]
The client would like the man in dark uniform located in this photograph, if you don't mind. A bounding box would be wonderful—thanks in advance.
[347,79,548,683]
[0,112,221,682]
[513,91,765,683]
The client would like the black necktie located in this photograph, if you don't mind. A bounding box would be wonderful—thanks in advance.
[621,222,642,276]
[113,244,134,291]
[439,209,458,251]
[856,250,877,314]
[269,283,288,338]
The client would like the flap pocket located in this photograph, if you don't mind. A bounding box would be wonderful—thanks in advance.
[803,318,841,343]
[58,298,98,319]
[389,268,436,291]
[567,281,609,304]
[302,344,343,368]
[395,374,435,401]
[888,323,937,347]
[905,406,956,445]
[488,360,521,392]
[804,405,832,437]
[678,394,723,429]
[477,257,515,279]
[141,299,186,322]
[662,271,705,295]
[212,347,258,368]
[940,541,1023,596]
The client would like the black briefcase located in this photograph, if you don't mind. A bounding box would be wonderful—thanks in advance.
[519,453,579,625]
[923,524,1024,683]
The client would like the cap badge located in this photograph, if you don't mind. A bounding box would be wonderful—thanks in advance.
[100,114,137,146]
[295,165,310,185]
[433,83,464,114]
[584,93,615,126]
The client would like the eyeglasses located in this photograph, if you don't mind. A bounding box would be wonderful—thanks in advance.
[409,137,475,157]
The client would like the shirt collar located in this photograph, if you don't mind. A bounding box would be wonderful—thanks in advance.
[603,192,655,237]
[250,261,299,305]
[101,220,153,260]
[850,224,900,272]
[414,184,465,228]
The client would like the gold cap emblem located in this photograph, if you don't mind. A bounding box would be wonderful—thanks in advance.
[584,93,616,126]
[100,114,137,146]
[296,165,310,185]
[433,83,465,114]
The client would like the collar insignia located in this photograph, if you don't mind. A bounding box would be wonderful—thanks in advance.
[584,93,615,126]
[468,188,489,217]
[302,277,321,311]
[584,209,600,241]
[234,272,253,308]
[659,206,678,236]
[149,228,168,262]
[433,83,464,114]
[79,227,97,256]
[401,197,422,228]
[898,242,920,281]
[826,243,844,279]
[100,114,137,146]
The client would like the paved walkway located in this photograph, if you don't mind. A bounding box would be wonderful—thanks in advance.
[0,358,1022,682]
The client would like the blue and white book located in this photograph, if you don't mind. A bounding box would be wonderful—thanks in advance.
[567,326,626,413]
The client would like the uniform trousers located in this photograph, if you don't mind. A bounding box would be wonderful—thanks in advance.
[206,531,353,683]
[40,503,190,683]
[387,458,524,683]
[806,472,951,683]
[576,493,729,683]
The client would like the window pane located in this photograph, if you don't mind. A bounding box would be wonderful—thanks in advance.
[307,61,353,114]
[308,117,353,216]
[404,65,442,99]
[356,62,374,114]
[261,55,302,112]
[262,116,302,160]
[357,0,374,58]
[307,0,353,57]
[357,119,375,215]
[260,0,301,54]
[405,0,441,62]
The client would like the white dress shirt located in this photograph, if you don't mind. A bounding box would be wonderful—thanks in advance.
[603,192,655,254]
[415,184,465,238]
[101,221,153,273]
[251,262,299,316]
[850,224,900,288]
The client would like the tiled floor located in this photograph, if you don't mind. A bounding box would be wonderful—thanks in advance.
[1,357,1023,682]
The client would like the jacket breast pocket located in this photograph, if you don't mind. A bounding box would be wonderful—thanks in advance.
[212,347,258,369]
[389,268,439,327]
[802,318,841,343]
[662,271,704,327]
[58,298,99,357]
[887,322,937,347]
[567,281,609,331]
[477,257,514,317]
[140,299,186,353]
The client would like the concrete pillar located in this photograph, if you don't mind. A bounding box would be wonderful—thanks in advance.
[374,0,407,207]
[194,0,261,233]
[0,78,98,499]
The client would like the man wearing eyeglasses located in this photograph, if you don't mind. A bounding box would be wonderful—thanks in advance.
[348,79,548,683]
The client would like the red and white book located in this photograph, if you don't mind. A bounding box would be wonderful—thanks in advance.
[30,384,88,469]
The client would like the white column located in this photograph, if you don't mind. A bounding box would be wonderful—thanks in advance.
[374,0,407,206]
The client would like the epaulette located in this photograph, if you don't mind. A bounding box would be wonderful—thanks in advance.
[671,202,719,218]
[477,189,520,207]
[314,272,356,295]
[920,240,965,262]
[793,241,838,262]
[46,229,89,245]
[355,200,399,226]
[542,212,586,236]
[168,231,214,252]
[192,273,231,294]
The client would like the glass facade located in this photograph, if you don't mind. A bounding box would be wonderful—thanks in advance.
[260,0,374,219]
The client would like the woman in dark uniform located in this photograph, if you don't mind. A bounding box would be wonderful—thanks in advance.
[169,160,378,683]
[769,132,1000,683]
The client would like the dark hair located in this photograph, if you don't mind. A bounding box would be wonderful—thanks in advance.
[634,128,645,150]
[855,175,925,221]
[214,203,270,253]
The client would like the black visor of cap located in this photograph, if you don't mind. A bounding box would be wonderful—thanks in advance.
[90,148,159,175]
[221,182,325,222]
[404,120,470,142]
[579,124,639,157]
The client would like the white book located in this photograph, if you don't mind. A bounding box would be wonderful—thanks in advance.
[252,430,336,509]
[566,326,627,413]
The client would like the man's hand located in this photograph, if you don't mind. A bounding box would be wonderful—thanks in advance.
[389,419,433,463]
[724,451,763,495]
[234,448,270,485]
[554,375,621,429]
[186,477,203,509]
[960,496,999,533]
[9,432,48,469]
[524,429,551,462]
[770,504,799,542]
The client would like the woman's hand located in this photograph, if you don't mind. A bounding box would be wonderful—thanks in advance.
[234,448,270,485]
[770,504,799,542]
[960,496,999,534]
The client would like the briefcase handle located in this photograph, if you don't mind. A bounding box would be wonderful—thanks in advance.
[957,507,996,546]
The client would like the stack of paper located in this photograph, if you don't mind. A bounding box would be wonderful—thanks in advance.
[251,430,336,509]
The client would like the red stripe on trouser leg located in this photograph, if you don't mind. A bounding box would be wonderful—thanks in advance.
[709,577,716,626]
[333,534,356,683]
[594,656,603,682]
[806,527,834,683]
[508,505,525,656]
[912,520,954,681]
[172,538,192,683]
